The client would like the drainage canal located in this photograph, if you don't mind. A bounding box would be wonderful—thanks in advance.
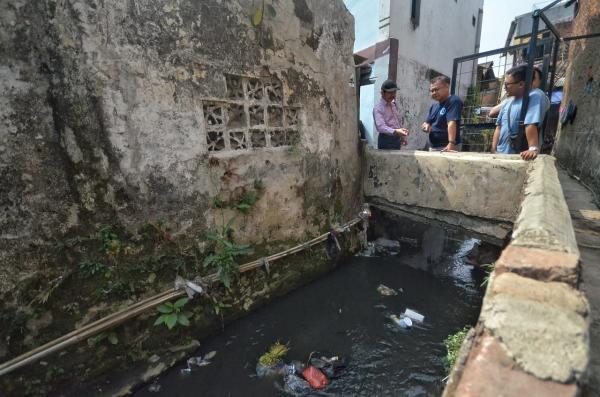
[135,211,500,396]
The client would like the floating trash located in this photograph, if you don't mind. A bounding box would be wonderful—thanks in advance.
[356,241,376,257]
[374,237,401,256]
[180,350,217,374]
[308,354,348,379]
[390,314,413,329]
[404,308,425,323]
[377,284,398,296]
[284,373,312,394]
[148,381,161,392]
[302,365,330,389]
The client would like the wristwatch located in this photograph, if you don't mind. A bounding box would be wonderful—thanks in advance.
[449,140,456,144]
[528,146,539,152]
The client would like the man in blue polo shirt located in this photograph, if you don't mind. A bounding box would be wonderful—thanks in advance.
[492,65,547,160]
[421,76,463,151]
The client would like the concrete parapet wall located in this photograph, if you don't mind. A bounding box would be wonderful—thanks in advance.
[364,148,528,222]
[444,155,589,397]
[512,156,580,254]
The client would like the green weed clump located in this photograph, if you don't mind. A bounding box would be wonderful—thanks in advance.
[443,326,470,373]
[258,341,289,367]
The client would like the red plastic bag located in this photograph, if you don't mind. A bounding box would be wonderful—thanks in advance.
[302,365,330,389]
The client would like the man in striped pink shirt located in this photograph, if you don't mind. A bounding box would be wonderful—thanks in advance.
[373,80,409,149]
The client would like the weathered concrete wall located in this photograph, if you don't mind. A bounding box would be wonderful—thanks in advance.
[553,1,600,200]
[363,149,528,239]
[0,0,359,292]
[0,0,361,393]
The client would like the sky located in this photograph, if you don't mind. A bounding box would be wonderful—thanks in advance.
[480,0,562,52]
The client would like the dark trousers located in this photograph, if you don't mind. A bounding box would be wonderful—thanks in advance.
[378,133,401,150]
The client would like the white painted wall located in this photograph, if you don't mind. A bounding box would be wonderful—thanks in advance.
[389,0,483,77]
[389,0,483,148]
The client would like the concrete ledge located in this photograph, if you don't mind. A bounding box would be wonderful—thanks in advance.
[450,332,579,397]
[446,273,588,396]
[364,149,528,222]
[512,156,579,254]
[480,273,588,384]
[488,272,588,315]
[495,245,580,286]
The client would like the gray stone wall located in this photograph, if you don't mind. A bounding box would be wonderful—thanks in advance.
[553,1,600,201]
[0,0,360,295]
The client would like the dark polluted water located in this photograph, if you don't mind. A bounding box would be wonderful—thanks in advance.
[135,227,489,397]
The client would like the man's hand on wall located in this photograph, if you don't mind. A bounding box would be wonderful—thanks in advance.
[520,149,538,160]
[441,143,456,152]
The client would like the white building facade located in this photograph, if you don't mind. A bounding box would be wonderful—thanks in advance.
[345,0,483,148]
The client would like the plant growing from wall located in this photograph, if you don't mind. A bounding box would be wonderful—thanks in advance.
[235,190,259,214]
[203,219,250,289]
[79,260,112,278]
[251,0,276,27]
[480,263,495,287]
[154,297,193,330]
[98,225,121,258]
[443,326,470,373]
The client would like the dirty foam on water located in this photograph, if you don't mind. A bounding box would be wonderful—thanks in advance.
[135,234,486,397]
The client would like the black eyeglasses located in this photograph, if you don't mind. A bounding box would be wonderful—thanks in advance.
[504,81,522,87]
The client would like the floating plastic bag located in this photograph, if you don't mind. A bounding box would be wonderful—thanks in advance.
[302,365,329,389]
[390,314,412,329]
[377,284,397,296]
[309,354,348,379]
[374,237,401,256]
[284,374,312,394]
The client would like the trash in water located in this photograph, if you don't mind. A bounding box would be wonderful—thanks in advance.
[309,354,348,379]
[374,237,401,256]
[390,314,413,329]
[398,236,419,247]
[404,308,425,323]
[356,241,376,257]
[377,284,398,296]
[284,373,312,394]
[148,381,161,392]
[302,365,330,389]
[181,350,217,374]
